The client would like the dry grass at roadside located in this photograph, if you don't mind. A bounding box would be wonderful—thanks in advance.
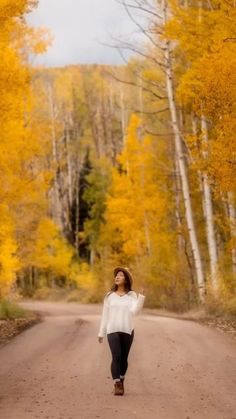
[0,299,42,346]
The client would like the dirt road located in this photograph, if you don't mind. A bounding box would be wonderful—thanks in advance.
[0,301,235,419]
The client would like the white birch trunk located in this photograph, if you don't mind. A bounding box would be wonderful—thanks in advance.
[174,154,185,253]
[75,159,80,255]
[139,74,144,117]
[65,121,73,208]
[120,87,126,143]
[47,83,63,230]
[227,191,236,273]
[201,115,218,290]
[63,120,73,237]
[162,0,205,302]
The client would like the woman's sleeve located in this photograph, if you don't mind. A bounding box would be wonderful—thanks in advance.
[130,292,146,315]
[98,295,109,338]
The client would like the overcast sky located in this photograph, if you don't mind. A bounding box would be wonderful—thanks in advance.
[28,0,143,67]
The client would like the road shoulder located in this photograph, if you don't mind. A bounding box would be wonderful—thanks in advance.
[0,311,42,347]
[143,307,236,340]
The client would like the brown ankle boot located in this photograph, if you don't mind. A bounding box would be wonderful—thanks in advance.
[114,380,124,396]
[120,378,125,393]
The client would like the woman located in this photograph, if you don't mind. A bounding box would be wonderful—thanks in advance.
[98,266,146,396]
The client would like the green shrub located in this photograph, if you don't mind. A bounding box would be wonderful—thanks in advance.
[0,299,26,320]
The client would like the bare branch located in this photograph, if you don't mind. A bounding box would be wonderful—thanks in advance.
[132,68,166,92]
[120,0,164,53]
[103,68,167,100]
[116,0,163,20]
[116,41,166,69]
[133,107,169,115]
[145,129,173,137]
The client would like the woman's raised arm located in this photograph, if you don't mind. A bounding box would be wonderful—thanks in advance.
[130,291,146,315]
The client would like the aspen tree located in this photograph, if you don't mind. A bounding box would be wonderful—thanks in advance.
[162,0,205,301]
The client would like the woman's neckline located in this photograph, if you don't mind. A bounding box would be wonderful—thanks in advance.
[114,291,130,297]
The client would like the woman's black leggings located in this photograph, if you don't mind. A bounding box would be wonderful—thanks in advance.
[107,330,134,380]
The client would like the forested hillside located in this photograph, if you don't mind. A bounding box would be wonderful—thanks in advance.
[1,0,235,315]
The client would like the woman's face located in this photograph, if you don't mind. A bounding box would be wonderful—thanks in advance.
[114,271,126,286]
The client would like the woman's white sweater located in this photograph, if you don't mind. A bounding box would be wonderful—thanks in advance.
[98,290,146,338]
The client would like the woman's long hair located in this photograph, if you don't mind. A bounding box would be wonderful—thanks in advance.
[106,269,133,297]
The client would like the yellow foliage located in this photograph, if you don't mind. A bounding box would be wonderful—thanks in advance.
[32,218,75,277]
[0,0,36,21]
[101,114,176,265]
[0,0,54,297]
[0,204,20,298]
[166,1,236,195]
[72,262,97,293]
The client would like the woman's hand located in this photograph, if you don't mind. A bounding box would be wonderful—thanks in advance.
[139,287,146,296]
[98,337,103,343]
